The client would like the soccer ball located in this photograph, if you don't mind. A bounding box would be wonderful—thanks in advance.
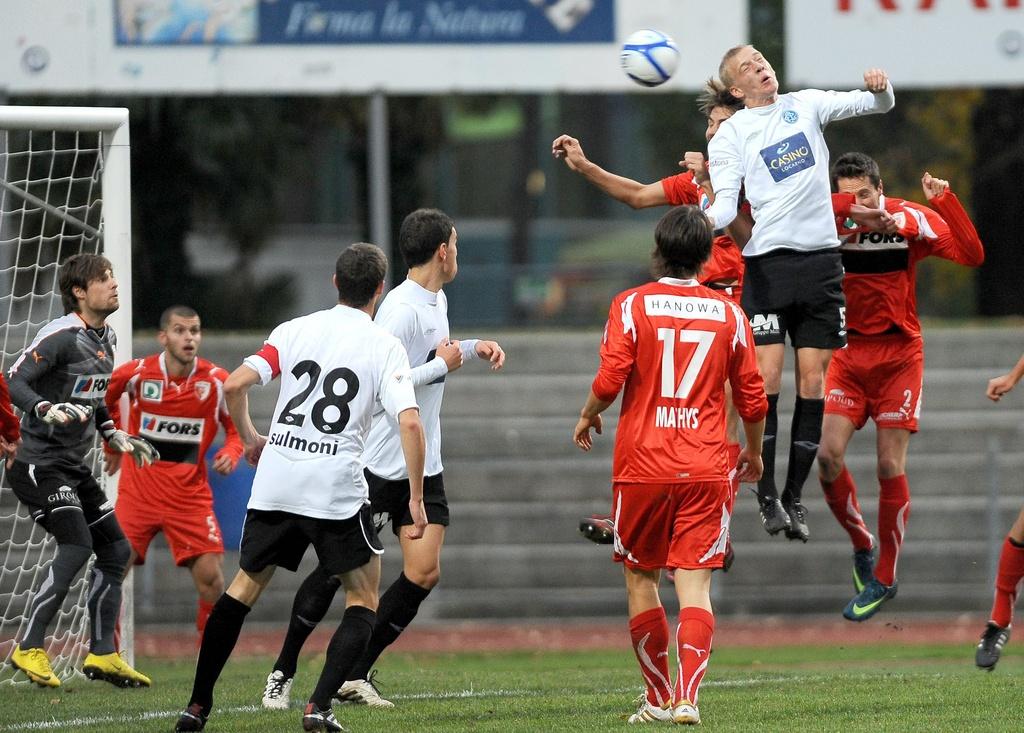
[620,29,680,88]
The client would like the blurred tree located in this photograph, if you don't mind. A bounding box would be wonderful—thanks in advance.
[974,89,1024,316]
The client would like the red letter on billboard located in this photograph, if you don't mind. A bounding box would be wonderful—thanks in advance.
[838,0,899,10]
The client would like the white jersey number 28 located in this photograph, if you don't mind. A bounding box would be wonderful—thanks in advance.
[277,359,360,435]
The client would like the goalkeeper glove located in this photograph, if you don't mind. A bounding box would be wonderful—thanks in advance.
[99,420,160,468]
[36,401,93,426]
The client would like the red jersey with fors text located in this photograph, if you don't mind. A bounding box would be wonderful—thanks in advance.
[836,190,983,338]
[105,354,243,502]
[592,278,767,483]
[661,171,745,293]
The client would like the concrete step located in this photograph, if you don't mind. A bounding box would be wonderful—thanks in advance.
[438,410,1024,460]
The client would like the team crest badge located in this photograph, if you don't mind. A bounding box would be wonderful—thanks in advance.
[782,110,799,123]
[195,381,211,402]
[141,379,163,401]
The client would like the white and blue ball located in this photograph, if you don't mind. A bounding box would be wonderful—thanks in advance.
[620,29,680,88]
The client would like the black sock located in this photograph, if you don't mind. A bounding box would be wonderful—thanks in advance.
[757,393,780,502]
[22,543,92,649]
[782,396,825,504]
[309,605,376,709]
[274,565,341,678]
[189,594,250,713]
[348,573,432,681]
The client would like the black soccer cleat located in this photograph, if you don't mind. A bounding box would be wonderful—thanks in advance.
[175,703,208,732]
[757,495,791,536]
[976,622,1011,671]
[302,702,346,732]
[579,514,615,545]
[782,498,809,542]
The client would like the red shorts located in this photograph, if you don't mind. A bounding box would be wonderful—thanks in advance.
[824,333,923,432]
[115,487,224,566]
[611,480,731,571]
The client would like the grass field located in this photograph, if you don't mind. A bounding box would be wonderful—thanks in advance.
[2,643,1021,732]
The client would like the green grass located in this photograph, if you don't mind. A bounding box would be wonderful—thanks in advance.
[1,644,1021,732]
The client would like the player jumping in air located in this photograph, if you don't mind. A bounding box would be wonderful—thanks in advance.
[705,46,894,541]
[104,305,243,641]
[574,205,766,725]
[975,354,1024,670]
[5,254,155,689]
[817,154,983,622]
[175,243,427,732]
[260,208,506,711]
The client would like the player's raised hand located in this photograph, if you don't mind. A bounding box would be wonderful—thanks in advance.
[987,373,1019,402]
[863,68,889,92]
[848,204,897,234]
[552,134,588,171]
[573,414,602,452]
[921,171,949,200]
[680,151,709,184]
[212,449,238,475]
[436,338,463,373]
[475,340,505,370]
[243,434,267,466]
[403,499,428,540]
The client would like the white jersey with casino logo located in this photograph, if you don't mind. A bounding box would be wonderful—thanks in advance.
[362,278,478,481]
[243,304,417,521]
[706,85,894,257]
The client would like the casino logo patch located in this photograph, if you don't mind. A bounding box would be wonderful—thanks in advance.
[760,132,815,183]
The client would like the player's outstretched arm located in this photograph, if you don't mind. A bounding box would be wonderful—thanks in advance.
[224,364,267,466]
[987,354,1024,402]
[920,172,985,266]
[552,133,669,209]
[397,407,427,540]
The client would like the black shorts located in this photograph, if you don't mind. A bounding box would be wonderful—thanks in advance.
[366,469,449,536]
[741,248,846,349]
[6,460,114,529]
[239,505,383,577]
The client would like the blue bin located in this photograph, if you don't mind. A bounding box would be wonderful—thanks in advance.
[207,445,255,550]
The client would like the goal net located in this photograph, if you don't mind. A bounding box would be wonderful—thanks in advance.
[0,106,133,685]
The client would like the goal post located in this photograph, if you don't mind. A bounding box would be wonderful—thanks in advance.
[0,105,134,684]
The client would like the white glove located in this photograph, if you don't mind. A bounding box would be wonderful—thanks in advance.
[99,420,160,468]
[36,401,93,426]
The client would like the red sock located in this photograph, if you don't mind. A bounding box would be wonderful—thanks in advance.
[197,598,215,640]
[991,537,1024,628]
[821,466,873,552]
[727,442,741,502]
[875,475,910,586]
[675,607,714,707]
[629,607,672,707]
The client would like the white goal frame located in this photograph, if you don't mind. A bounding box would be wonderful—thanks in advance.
[0,105,135,667]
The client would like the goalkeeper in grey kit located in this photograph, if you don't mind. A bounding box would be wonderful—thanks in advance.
[5,254,156,689]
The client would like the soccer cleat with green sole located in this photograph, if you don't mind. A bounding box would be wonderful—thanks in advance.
[843,579,897,622]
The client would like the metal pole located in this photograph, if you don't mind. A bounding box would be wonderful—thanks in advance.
[368,92,392,288]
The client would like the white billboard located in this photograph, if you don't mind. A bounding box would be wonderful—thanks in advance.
[1,0,747,95]
[787,0,1024,88]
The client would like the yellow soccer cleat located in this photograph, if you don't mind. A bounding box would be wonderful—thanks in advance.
[82,652,152,688]
[10,645,61,688]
